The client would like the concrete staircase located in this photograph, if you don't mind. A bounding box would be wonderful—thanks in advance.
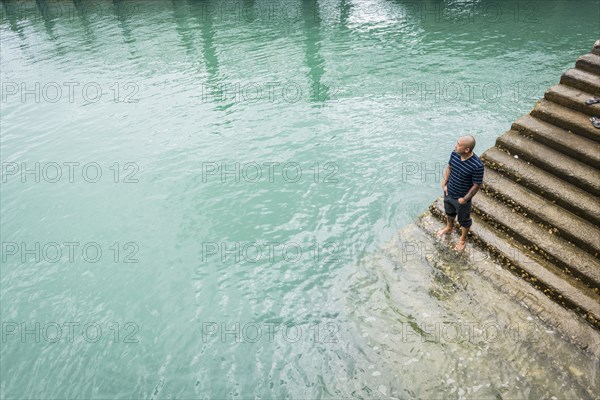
[428,41,600,331]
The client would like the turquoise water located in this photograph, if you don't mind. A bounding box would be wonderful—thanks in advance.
[1,0,599,398]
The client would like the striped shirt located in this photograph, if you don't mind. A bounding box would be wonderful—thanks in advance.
[447,151,484,199]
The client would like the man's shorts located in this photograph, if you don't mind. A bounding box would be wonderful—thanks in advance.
[443,194,473,228]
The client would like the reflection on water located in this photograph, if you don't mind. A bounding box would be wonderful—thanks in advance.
[1,0,599,398]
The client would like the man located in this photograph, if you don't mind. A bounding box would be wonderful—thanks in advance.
[436,136,484,251]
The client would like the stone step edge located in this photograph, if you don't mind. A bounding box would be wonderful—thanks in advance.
[544,84,600,118]
[496,130,600,197]
[575,53,600,75]
[481,169,600,256]
[471,193,600,291]
[480,147,600,226]
[428,199,600,330]
[418,211,600,358]
[531,100,600,143]
[512,113,600,168]
[560,68,600,94]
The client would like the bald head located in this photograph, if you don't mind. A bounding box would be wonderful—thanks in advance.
[459,136,476,151]
[454,136,476,156]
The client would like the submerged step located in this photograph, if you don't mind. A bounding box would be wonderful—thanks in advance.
[482,169,600,255]
[480,147,600,226]
[430,198,600,329]
[544,84,600,117]
[420,212,600,355]
[496,130,600,196]
[472,193,600,290]
[512,114,600,168]
[560,68,600,94]
[531,100,600,143]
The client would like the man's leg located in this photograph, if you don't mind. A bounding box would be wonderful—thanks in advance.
[455,201,472,251]
[437,196,457,237]
[455,226,470,251]
[436,215,454,237]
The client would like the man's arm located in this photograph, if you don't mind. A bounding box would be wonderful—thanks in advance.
[459,183,480,203]
[442,165,451,195]
[459,163,484,203]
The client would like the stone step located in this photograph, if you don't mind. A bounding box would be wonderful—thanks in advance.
[512,114,600,168]
[594,40,600,56]
[482,169,600,255]
[471,193,600,290]
[496,130,600,196]
[576,53,600,75]
[480,147,600,226]
[531,100,600,143]
[560,68,600,94]
[544,84,600,117]
[430,198,600,329]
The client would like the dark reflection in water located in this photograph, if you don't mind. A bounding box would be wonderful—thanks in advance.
[171,0,197,64]
[35,0,56,32]
[113,0,137,66]
[73,0,97,45]
[2,0,24,36]
[339,0,351,29]
[34,0,67,56]
[302,0,329,104]
[186,0,219,83]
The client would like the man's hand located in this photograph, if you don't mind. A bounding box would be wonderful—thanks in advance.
[442,165,451,196]
[458,197,466,204]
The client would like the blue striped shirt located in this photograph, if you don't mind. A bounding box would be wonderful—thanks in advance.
[447,151,484,199]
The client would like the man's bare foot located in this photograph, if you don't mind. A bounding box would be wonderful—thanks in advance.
[436,227,452,238]
[454,240,466,251]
